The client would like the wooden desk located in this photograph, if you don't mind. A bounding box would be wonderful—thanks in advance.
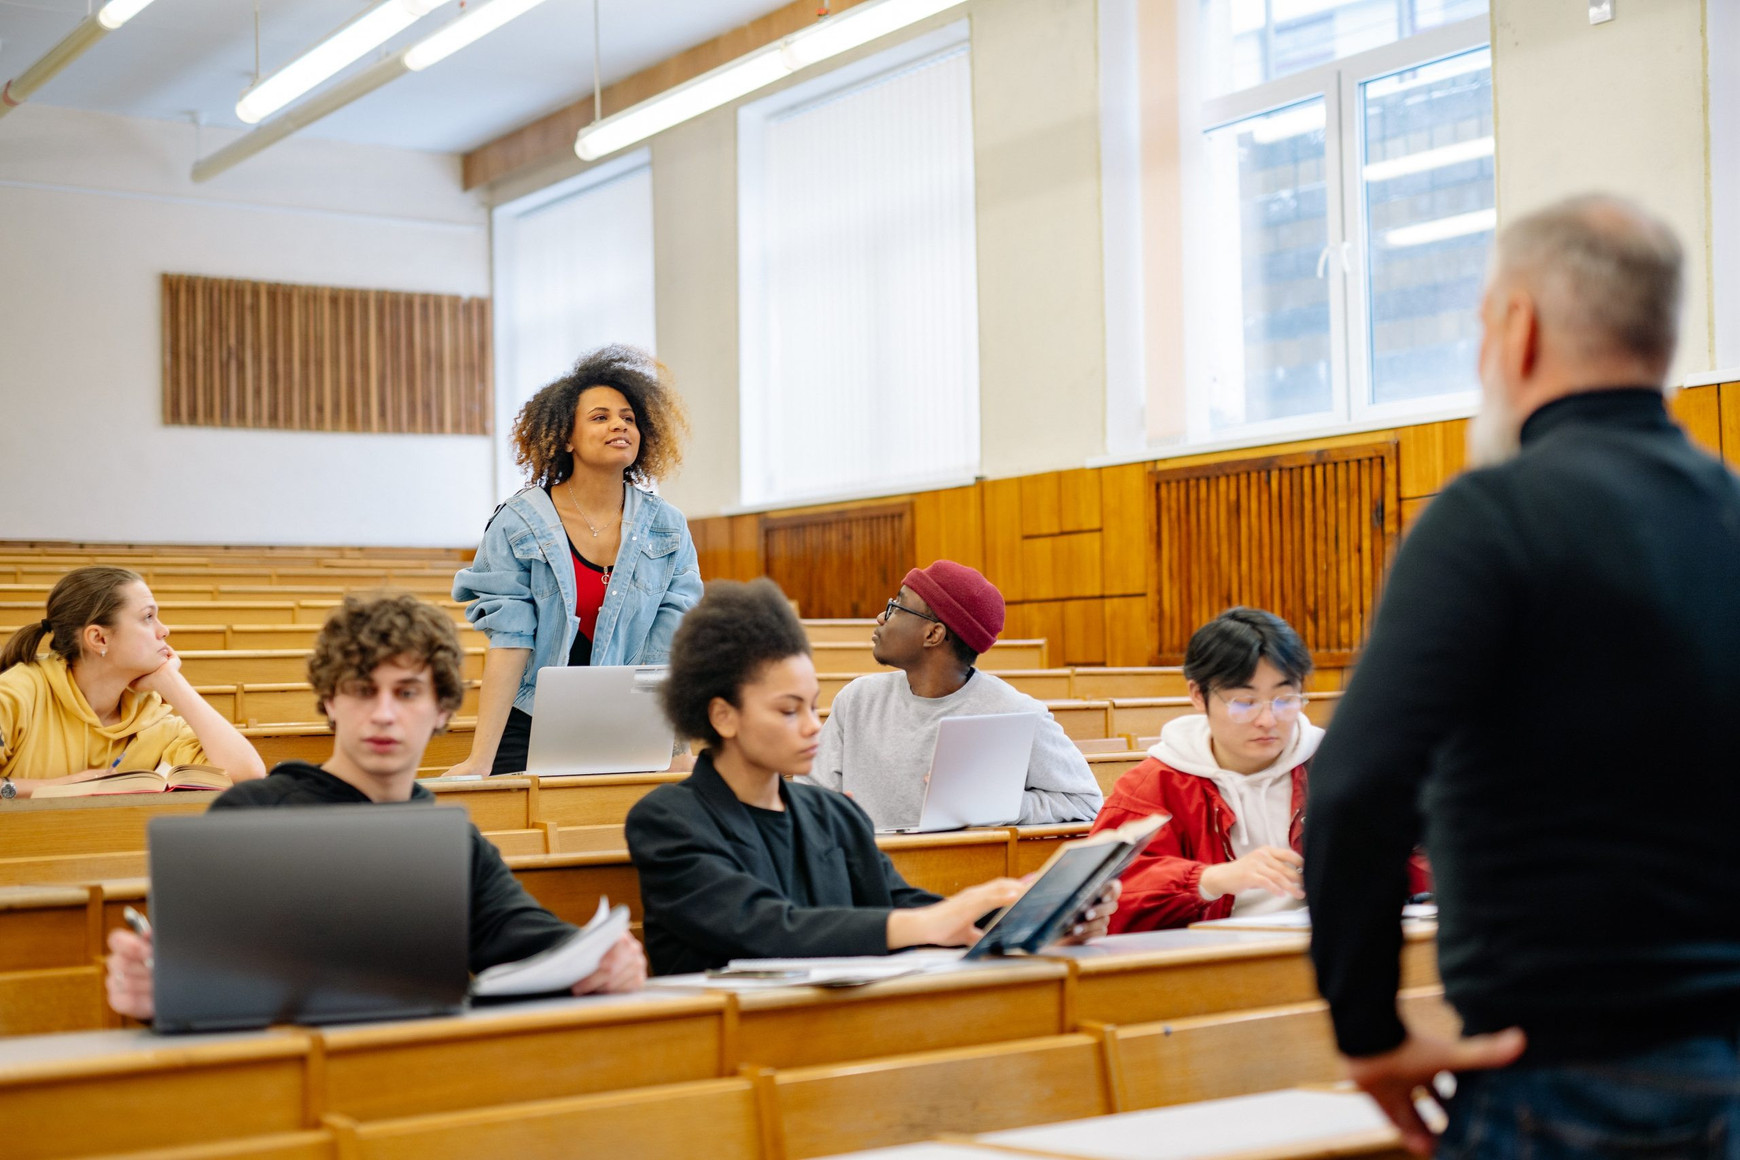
[0,1026,316,1160]
[1045,926,1440,1026]
[727,959,1072,1070]
[314,992,729,1122]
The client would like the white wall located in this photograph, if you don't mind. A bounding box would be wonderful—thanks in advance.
[1491,0,1713,378]
[0,105,495,547]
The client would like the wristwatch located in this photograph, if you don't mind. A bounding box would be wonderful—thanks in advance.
[0,777,14,800]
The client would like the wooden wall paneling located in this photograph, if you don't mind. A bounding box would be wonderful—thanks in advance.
[1396,419,1469,499]
[911,484,984,571]
[1099,463,1152,597]
[1720,381,1740,468]
[761,504,911,618]
[1669,384,1723,457]
[1062,598,1106,666]
[1102,595,1151,667]
[1019,473,1063,537]
[728,514,763,581]
[981,479,1026,601]
[1058,468,1102,532]
[1150,443,1397,665]
[162,274,491,436]
[1400,496,1431,533]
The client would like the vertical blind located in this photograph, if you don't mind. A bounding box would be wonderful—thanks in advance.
[499,164,657,424]
[741,44,980,507]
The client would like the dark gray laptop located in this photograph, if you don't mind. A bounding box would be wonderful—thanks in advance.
[148,805,471,1033]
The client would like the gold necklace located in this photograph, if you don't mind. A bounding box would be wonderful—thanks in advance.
[565,478,622,539]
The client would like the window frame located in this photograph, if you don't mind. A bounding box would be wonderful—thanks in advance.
[1180,14,1492,450]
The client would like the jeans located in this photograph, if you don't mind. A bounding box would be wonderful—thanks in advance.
[1441,1034,1740,1159]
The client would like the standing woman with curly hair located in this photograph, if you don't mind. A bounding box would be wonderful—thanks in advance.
[449,346,703,777]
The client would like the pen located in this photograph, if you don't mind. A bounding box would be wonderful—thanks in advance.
[122,906,154,969]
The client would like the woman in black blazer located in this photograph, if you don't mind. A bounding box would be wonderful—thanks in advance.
[625,578,1117,976]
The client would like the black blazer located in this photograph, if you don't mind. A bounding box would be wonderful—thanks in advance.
[625,753,942,975]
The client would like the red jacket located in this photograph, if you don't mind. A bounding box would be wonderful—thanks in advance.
[1089,756,1431,933]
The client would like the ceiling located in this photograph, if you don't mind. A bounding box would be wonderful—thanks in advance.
[0,0,789,153]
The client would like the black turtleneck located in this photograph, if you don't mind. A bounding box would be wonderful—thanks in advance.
[1307,388,1740,1061]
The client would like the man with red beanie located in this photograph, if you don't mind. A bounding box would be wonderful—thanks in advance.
[798,560,1102,828]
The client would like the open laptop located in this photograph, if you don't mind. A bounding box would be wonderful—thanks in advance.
[878,712,1040,834]
[148,805,471,1033]
[524,665,675,776]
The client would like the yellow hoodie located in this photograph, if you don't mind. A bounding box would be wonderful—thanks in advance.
[0,653,205,780]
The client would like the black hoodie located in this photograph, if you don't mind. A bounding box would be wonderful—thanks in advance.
[211,762,574,973]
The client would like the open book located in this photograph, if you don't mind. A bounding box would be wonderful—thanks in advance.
[471,898,631,998]
[965,812,1168,960]
[33,764,232,798]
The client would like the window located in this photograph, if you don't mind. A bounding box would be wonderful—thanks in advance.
[1191,8,1493,444]
[738,25,979,508]
[492,153,656,496]
[1112,4,1492,454]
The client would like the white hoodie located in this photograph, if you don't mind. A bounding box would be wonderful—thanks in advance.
[1148,714,1325,917]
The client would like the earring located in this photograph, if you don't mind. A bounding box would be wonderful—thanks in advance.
[99,648,107,657]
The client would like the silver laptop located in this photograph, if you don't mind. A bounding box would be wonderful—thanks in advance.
[149,805,471,1033]
[525,665,675,776]
[879,712,1041,834]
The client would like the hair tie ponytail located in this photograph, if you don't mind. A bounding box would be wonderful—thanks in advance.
[39,619,50,631]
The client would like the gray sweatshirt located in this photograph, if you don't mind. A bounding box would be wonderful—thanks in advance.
[798,670,1104,829]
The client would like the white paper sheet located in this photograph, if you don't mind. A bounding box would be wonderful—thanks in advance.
[470,898,629,998]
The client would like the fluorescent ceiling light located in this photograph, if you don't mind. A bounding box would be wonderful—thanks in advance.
[1384,207,1497,248]
[1364,135,1493,183]
[577,48,791,161]
[406,0,553,71]
[236,0,440,125]
[96,0,158,30]
[781,0,967,69]
[577,0,967,162]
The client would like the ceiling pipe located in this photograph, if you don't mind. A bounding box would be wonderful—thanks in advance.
[0,0,160,121]
[192,54,408,182]
[192,0,553,183]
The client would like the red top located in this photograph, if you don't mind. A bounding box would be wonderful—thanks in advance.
[1088,757,1431,933]
[569,540,610,643]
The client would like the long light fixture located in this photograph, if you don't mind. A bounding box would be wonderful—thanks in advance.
[236,0,443,125]
[0,0,161,120]
[194,0,552,182]
[576,0,967,162]
[1363,136,1493,184]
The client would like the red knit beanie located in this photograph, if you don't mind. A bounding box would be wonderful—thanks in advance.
[902,560,1005,656]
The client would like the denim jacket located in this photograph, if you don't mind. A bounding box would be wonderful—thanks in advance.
[453,484,703,715]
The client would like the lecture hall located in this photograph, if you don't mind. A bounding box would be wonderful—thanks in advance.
[2,0,1738,1157]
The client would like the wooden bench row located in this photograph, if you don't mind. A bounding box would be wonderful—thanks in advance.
[0,599,469,629]
[0,926,1445,1160]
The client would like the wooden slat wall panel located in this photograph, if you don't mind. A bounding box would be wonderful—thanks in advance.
[762,504,913,619]
[162,274,492,436]
[1151,443,1399,667]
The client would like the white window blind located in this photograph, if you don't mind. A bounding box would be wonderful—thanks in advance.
[493,157,656,495]
[739,35,980,508]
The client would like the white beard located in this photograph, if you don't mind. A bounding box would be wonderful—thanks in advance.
[1467,366,1523,469]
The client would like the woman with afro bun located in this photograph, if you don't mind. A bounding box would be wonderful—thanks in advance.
[450,345,702,777]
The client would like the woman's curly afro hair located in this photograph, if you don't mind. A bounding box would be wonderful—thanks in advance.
[661,579,811,751]
[511,344,689,488]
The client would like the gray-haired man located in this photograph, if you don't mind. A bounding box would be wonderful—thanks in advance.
[1307,195,1740,1155]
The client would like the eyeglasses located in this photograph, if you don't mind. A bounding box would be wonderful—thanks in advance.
[1213,691,1308,723]
[882,598,942,626]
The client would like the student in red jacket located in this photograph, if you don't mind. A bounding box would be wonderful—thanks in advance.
[1091,607,1320,932]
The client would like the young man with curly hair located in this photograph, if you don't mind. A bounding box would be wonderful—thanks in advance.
[450,344,703,777]
[105,593,645,1020]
